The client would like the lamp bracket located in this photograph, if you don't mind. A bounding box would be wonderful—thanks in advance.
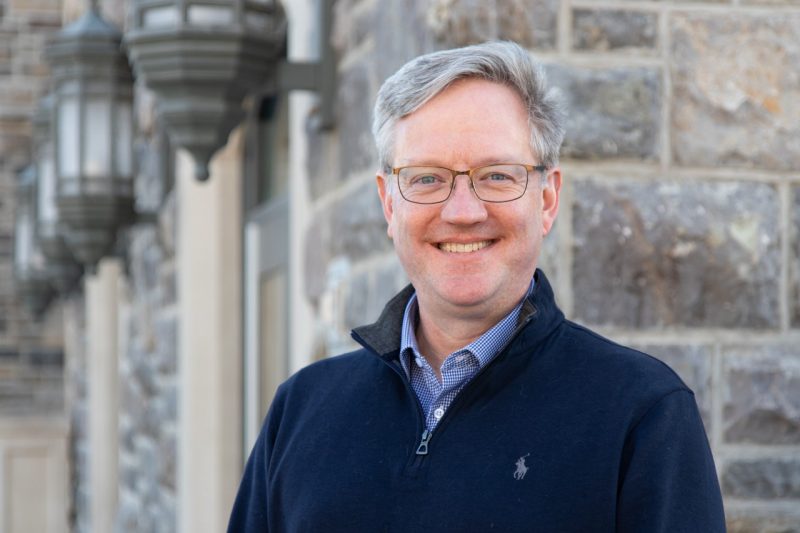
[277,0,336,130]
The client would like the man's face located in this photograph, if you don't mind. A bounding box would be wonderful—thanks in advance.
[377,78,561,320]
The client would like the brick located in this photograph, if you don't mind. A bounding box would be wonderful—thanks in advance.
[572,179,780,328]
[425,0,558,50]
[722,345,800,444]
[546,65,661,160]
[722,459,800,499]
[633,344,713,431]
[572,9,658,52]
[671,13,800,171]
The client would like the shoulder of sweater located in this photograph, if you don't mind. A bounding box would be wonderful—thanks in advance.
[279,348,388,393]
[549,319,693,396]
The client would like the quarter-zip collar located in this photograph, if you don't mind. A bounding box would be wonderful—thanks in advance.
[352,269,565,361]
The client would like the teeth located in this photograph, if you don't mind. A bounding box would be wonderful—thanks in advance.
[438,241,491,253]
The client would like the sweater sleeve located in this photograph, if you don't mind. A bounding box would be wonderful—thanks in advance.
[616,389,726,533]
[227,386,285,533]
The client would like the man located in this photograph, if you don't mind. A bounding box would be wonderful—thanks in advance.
[229,41,726,532]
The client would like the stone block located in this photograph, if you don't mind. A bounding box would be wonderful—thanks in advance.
[337,63,377,181]
[344,272,370,331]
[332,0,375,56]
[670,13,800,171]
[722,345,800,444]
[727,512,800,533]
[160,264,176,307]
[8,0,60,13]
[305,180,392,302]
[546,65,661,160]
[572,9,658,52]
[25,11,62,29]
[371,256,410,316]
[306,122,340,201]
[425,0,558,50]
[121,376,146,431]
[793,187,800,327]
[157,190,177,258]
[633,344,713,431]
[372,0,438,85]
[343,258,409,330]
[154,317,177,374]
[158,428,176,490]
[537,218,561,296]
[572,179,780,328]
[722,459,800,499]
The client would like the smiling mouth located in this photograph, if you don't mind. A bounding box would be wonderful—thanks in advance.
[437,240,493,253]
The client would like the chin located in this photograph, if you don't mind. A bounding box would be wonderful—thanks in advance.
[435,282,496,308]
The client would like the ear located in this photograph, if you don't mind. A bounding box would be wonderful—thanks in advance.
[376,172,395,239]
[541,167,561,236]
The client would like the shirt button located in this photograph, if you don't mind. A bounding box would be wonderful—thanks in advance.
[433,407,445,420]
[414,357,423,367]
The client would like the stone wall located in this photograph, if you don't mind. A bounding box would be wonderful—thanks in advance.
[115,83,178,532]
[308,0,800,530]
[0,0,64,404]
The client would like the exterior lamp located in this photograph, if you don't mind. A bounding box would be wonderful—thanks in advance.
[46,3,135,268]
[14,166,54,317]
[32,93,82,291]
[126,0,333,181]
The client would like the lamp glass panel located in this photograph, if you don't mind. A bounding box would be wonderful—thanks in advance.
[143,6,180,28]
[115,102,133,176]
[188,5,234,25]
[37,142,58,224]
[14,205,32,271]
[83,99,112,178]
[57,97,79,179]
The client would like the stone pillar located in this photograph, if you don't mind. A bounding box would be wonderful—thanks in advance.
[85,258,121,533]
[177,130,243,533]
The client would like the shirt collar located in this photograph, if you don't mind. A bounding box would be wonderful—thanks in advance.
[399,277,536,378]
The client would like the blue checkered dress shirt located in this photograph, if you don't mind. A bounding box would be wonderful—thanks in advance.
[399,279,534,431]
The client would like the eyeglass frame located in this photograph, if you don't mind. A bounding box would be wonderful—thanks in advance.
[391,163,548,205]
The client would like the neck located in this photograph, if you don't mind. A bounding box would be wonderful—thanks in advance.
[414,296,518,378]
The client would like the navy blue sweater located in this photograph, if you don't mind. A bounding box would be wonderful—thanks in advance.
[229,271,725,532]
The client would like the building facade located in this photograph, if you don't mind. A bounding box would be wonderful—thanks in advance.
[1,0,799,532]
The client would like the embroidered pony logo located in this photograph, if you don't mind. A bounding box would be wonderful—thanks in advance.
[513,453,530,480]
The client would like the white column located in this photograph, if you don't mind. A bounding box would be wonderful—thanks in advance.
[177,130,244,533]
[85,257,121,533]
[286,0,316,374]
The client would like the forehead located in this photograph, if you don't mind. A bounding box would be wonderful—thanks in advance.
[393,78,533,166]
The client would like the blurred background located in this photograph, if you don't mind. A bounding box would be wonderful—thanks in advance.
[0,0,798,531]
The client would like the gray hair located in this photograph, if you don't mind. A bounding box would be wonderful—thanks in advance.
[372,41,565,173]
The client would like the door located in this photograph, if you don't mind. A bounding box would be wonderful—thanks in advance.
[243,94,290,454]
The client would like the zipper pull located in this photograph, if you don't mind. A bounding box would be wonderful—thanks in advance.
[415,429,432,455]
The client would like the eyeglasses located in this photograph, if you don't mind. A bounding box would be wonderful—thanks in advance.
[392,163,546,205]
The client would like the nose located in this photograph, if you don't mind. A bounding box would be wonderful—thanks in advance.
[440,174,488,225]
